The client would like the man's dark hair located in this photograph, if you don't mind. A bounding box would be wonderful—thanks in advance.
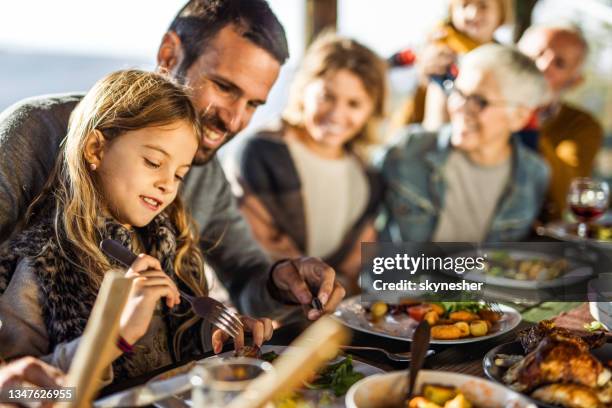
[169,0,289,76]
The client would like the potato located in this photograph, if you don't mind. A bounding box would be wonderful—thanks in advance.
[484,320,492,331]
[469,320,489,337]
[431,325,463,340]
[408,397,442,408]
[429,303,445,316]
[449,311,479,322]
[453,321,470,338]
[443,393,472,408]
[424,311,439,326]
[370,301,388,320]
[423,384,457,405]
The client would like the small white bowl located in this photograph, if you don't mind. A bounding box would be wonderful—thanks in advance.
[345,369,536,408]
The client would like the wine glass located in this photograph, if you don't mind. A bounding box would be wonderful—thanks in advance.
[190,357,275,407]
[567,177,610,239]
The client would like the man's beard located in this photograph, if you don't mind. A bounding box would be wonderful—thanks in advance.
[192,109,236,166]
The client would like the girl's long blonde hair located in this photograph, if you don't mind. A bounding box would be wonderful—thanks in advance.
[282,32,388,161]
[31,69,207,355]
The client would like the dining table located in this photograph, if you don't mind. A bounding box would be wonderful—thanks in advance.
[97,300,593,406]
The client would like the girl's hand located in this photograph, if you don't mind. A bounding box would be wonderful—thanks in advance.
[418,43,456,80]
[119,254,181,345]
[211,315,274,354]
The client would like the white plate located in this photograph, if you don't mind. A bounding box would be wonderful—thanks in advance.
[152,345,384,408]
[346,369,536,408]
[333,296,521,345]
[452,249,593,289]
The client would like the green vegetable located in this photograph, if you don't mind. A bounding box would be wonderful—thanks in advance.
[440,302,487,315]
[488,266,503,277]
[261,351,279,362]
[584,321,605,332]
[304,356,365,396]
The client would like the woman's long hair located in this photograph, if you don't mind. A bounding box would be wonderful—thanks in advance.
[28,69,207,355]
[282,32,388,161]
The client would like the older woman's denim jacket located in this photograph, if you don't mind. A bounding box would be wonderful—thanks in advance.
[378,127,550,242]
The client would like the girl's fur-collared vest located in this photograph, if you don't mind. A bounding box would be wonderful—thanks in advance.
[0,212,205,380]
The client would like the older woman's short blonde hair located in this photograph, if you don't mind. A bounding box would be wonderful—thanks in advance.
[282,32,388,159]
[460,43,551,109]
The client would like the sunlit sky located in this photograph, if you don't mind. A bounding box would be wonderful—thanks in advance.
[0,0,607,60]
[0,0,609,130]
[0,0,449,61]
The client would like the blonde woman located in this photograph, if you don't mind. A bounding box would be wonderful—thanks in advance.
[0,70,272,383]
[229,33,388,291]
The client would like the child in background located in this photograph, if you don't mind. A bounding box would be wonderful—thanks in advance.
[389,0,514,133]
[0,70,272,382]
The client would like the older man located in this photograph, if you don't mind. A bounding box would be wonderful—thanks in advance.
[380,44,550,242]
[518,25,604,221]
[0,0,344,324]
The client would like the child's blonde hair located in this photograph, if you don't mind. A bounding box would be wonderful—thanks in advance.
[282,32,388,160]
[32,69,206,355]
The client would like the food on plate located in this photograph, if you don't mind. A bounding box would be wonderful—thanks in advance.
[484,251,569,281]
[592,223,612,241]
[261,350,280,363]
[234,345,262,358]
[495,320,611,408]
[304,355,365,396]
[469,320,488,337]
[407,384,475,408]
[238,347,364,398]
[365,301,502,340]
[431,325,463,340]
[531,383,608,408]
[518,320,607,354]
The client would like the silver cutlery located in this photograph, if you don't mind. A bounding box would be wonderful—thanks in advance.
[485,301,503,314]
[99,239,244,339]
[406,320,431,400]
[340,345,434,362]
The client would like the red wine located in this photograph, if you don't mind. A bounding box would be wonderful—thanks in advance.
[570,204,606,221]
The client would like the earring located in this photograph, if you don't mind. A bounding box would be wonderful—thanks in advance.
[90,163,97,171]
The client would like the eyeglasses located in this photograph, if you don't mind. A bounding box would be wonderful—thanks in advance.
[445,81,519,113]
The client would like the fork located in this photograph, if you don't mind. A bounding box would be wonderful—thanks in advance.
[485,301,503,314]
[99,239,244,339]
[340,346,434,362]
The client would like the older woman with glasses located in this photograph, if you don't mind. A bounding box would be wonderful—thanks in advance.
[379,44,551,242]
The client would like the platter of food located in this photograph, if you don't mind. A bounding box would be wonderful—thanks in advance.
[346,369,537,408]
[483,320,611,408]
[150,345,384,408]
[333,296,521,344]
[451,249,593,289]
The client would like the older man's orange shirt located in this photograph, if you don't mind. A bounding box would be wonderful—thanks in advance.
[539,102,603,221]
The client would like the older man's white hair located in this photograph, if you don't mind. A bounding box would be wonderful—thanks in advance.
[460,43,551,109]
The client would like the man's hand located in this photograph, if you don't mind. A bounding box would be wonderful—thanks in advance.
[270,257,346,320]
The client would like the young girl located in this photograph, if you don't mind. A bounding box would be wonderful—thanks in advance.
[390,0,514,132]
[0,70,272,382]
[227,33,387,293]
